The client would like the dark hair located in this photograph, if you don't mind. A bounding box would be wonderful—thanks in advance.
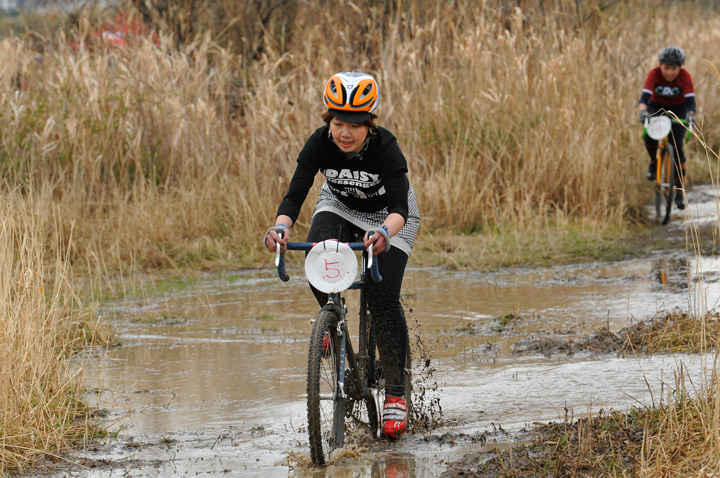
[659,45,685,66]
[321,109,378,129]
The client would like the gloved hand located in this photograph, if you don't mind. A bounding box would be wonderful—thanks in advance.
[687,111,696,127]
[639,109,650,124]
[263,224,288,249]
[366,225,391,253]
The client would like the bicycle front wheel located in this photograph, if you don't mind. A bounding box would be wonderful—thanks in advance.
[307,309,344,465]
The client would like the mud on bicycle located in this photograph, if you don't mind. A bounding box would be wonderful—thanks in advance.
[275,236,412,465]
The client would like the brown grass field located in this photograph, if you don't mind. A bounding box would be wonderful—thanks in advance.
[0,0,718,273]
[1,0,720,474]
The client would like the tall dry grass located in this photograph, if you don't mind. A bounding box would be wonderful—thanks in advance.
[0,1,719,271]
[0,192,108,474]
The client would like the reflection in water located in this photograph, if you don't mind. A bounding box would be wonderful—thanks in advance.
[72,249,720,477]
[76,184,720,477]
[651,257,695,289]
[656,258,669,286]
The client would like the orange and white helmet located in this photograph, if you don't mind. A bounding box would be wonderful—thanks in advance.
[323,71,380,123]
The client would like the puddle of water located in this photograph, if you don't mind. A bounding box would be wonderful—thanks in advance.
[60,185,720,477]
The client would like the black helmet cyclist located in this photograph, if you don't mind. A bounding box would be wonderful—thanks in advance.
[638,46,697,210]
[658,45,685,66]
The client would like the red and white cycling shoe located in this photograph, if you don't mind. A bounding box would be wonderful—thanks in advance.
[382,397,408,438]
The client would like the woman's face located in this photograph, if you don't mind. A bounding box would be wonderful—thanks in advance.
[329,118,370,153]
[660,63,681,82]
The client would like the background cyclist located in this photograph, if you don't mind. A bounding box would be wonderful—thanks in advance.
[263,71,420,438]
[638,45,697,210]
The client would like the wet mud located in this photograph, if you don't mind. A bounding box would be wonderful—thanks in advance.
[512,308,720,357]
[38,184,720,477]
[440,407,648,478]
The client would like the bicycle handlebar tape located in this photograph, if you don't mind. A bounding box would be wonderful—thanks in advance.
[277,253,290,282]
[370,257,382,283]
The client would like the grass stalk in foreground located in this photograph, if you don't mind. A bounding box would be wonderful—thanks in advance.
[0,195,110,474]
[455,311,720,477]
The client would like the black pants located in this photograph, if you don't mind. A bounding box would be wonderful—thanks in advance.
[644,104,688,168]
[306,211,409,398]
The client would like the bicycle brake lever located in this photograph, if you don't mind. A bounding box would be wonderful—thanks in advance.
[275,231,289,282]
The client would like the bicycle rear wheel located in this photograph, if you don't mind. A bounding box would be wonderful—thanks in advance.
[307,309,344,465]
[368,322,413,438]
[350,287,413,439]
[345,288,379,436]
[662,145,677,225]
[404,340,413,427]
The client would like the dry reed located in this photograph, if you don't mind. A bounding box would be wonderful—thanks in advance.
[0,193,107,474]
[1,2,720,474]
[469,55,720,475]
[0,2,718,272]
[633,58,720,476]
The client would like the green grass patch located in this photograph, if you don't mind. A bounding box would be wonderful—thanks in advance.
[412,214,709,272]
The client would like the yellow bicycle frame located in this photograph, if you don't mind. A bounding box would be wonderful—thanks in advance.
[655,136,672,192]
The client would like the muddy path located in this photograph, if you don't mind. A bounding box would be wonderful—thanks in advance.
[43,184,720,477]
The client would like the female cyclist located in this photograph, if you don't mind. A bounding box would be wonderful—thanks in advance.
[263,71,420,438]
[638,45,697,210]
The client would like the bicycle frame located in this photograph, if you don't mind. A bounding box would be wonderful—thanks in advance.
[645,116,691,225]
[276,240,384,464]
[318,269,381,433]
[655,136,672,188]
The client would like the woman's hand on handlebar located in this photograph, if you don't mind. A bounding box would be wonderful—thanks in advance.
[264,225,290,252]
[364,226,390,255]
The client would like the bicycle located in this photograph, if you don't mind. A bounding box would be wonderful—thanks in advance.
[275,236,412,465]
[644,115,691,225]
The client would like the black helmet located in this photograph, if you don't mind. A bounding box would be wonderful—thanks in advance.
[658,45,685,66]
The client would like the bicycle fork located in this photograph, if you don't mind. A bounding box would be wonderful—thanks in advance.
[320,296,348,402]
[656,139,675,191]
[337,320,347,402]
[656,141,666,189]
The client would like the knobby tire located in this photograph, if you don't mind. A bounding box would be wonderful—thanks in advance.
[307,309,344,465]
[357,288,380,436]
[357,290,413,438]
[405,339,413,426]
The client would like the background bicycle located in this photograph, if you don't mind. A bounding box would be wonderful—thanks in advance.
[644,115,691,225]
